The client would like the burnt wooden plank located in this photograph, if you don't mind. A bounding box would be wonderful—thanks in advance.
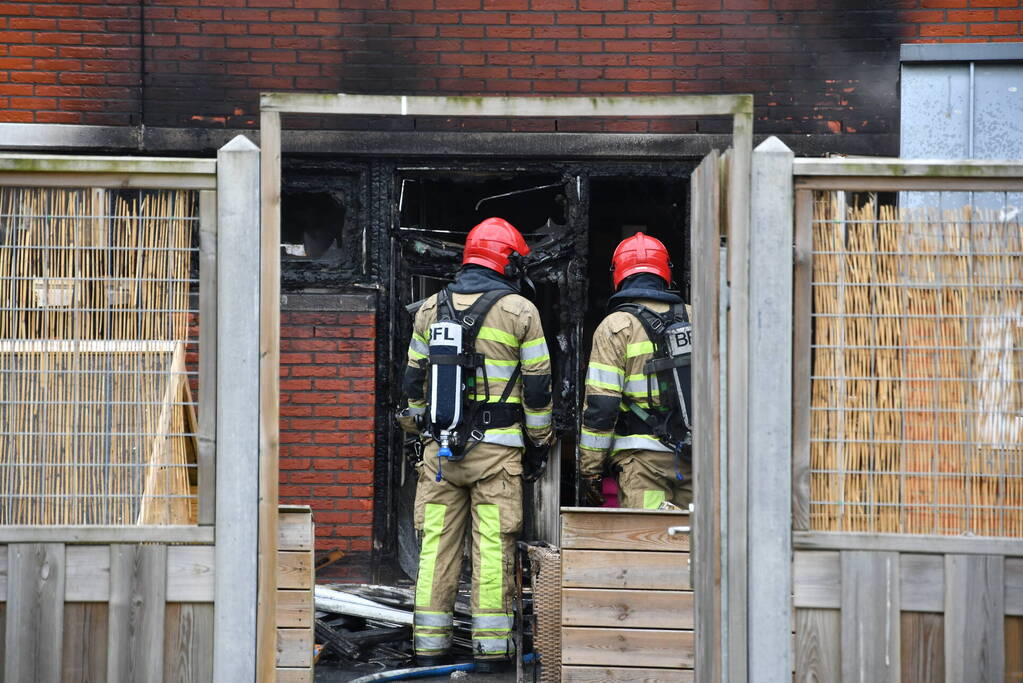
[944,554,1004,683]
[5,543,65,683]
[562,665,694,682]
[163,603,214,683]
[561,511,689,552]
[561,627,693,669]
[840,551,899,683]
[107,544,167,683]
[277,551,312,590]
[62,603,108,683]
[276,589,312,629]
[900,612,943,683]
[561,550,689,590]
[792,551,839,609]
[794,608,839,683]
[562,589,693,629]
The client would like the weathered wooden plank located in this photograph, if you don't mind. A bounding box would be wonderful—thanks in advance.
[794,531,1023,555]
[561,511,689,552]
[5,544,65,683]
[562,589,693,629]
[840,551,899,683]
[276,628,314,668]
[792,551,840,609]
[791,189,813,532]
[163,603,214,683]
[197,189,217,527]
[561,550,689,590]
[258,115,283,683]
[278,511,313,552]
[275,667,313,683]
[107,544,168,683]
[690,148,723,683]
[899,554,943,613]
[62,603,108,683]
[1006,557,1023,616]
[1007,616,1023,683]
[794,608,839,683]
[65,546,110,602]
[166,546,215,602]
[277,551,313,590]
[944,554,1004,682]
[276,589,313,629]
[0,527,212,545]
[561,627,694,669]
[900,612,943,683]
[0,545,6,601]
[561,665,694,682]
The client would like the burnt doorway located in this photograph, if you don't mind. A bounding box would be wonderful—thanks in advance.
[389,160,692,579]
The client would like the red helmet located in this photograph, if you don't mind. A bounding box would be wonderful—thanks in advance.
[611,232,672,290]
[463,217,530,276]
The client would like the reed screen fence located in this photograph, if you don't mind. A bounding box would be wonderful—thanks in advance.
[0,186,200,526]
[808,192,1023,536]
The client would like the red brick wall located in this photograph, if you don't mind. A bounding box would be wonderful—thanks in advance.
[1,0,1021,133]
[278,309,376,578]
[0,0,141,125]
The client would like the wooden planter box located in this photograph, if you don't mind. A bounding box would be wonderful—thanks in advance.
[560,507,694,683]
[276,505,315,683]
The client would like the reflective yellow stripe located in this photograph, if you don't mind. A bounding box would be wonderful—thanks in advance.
[477,504,503,610]
[416,503,447,607]
[586,378,622,391]
[478,326,519,347]
[485,358,519,366]
[409,349,427,360]
[470,395,522,403]
[590,362,625,376]
[626,341,655,357]
[414,332,429,344]
[522,337,546,349]
[643,490,666,509]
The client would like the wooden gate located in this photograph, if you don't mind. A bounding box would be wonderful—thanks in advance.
[784,157,1023,682]
[0,139,273,682]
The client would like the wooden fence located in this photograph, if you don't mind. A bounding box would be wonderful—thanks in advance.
[787,158,1023,683]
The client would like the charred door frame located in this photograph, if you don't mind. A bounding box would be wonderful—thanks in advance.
[260,94,754,683]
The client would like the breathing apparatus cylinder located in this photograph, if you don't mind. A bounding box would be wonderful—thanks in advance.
[428,320,464,481]
[663,318,693,432]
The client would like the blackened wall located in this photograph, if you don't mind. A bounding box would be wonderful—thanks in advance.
[2,0,1022,146]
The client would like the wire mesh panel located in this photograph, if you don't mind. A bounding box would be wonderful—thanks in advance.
[0,187,200,525]
[809,193,1023,536]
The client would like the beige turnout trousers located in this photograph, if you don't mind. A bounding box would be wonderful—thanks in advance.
[615,449,693,510]
[412,441,522,662]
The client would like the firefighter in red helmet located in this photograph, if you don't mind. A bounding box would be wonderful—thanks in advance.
[578,232,694,510]
[396,217,553,672]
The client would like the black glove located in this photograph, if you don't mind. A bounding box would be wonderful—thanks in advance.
[580,474,604,507]
[523,443,549,483]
